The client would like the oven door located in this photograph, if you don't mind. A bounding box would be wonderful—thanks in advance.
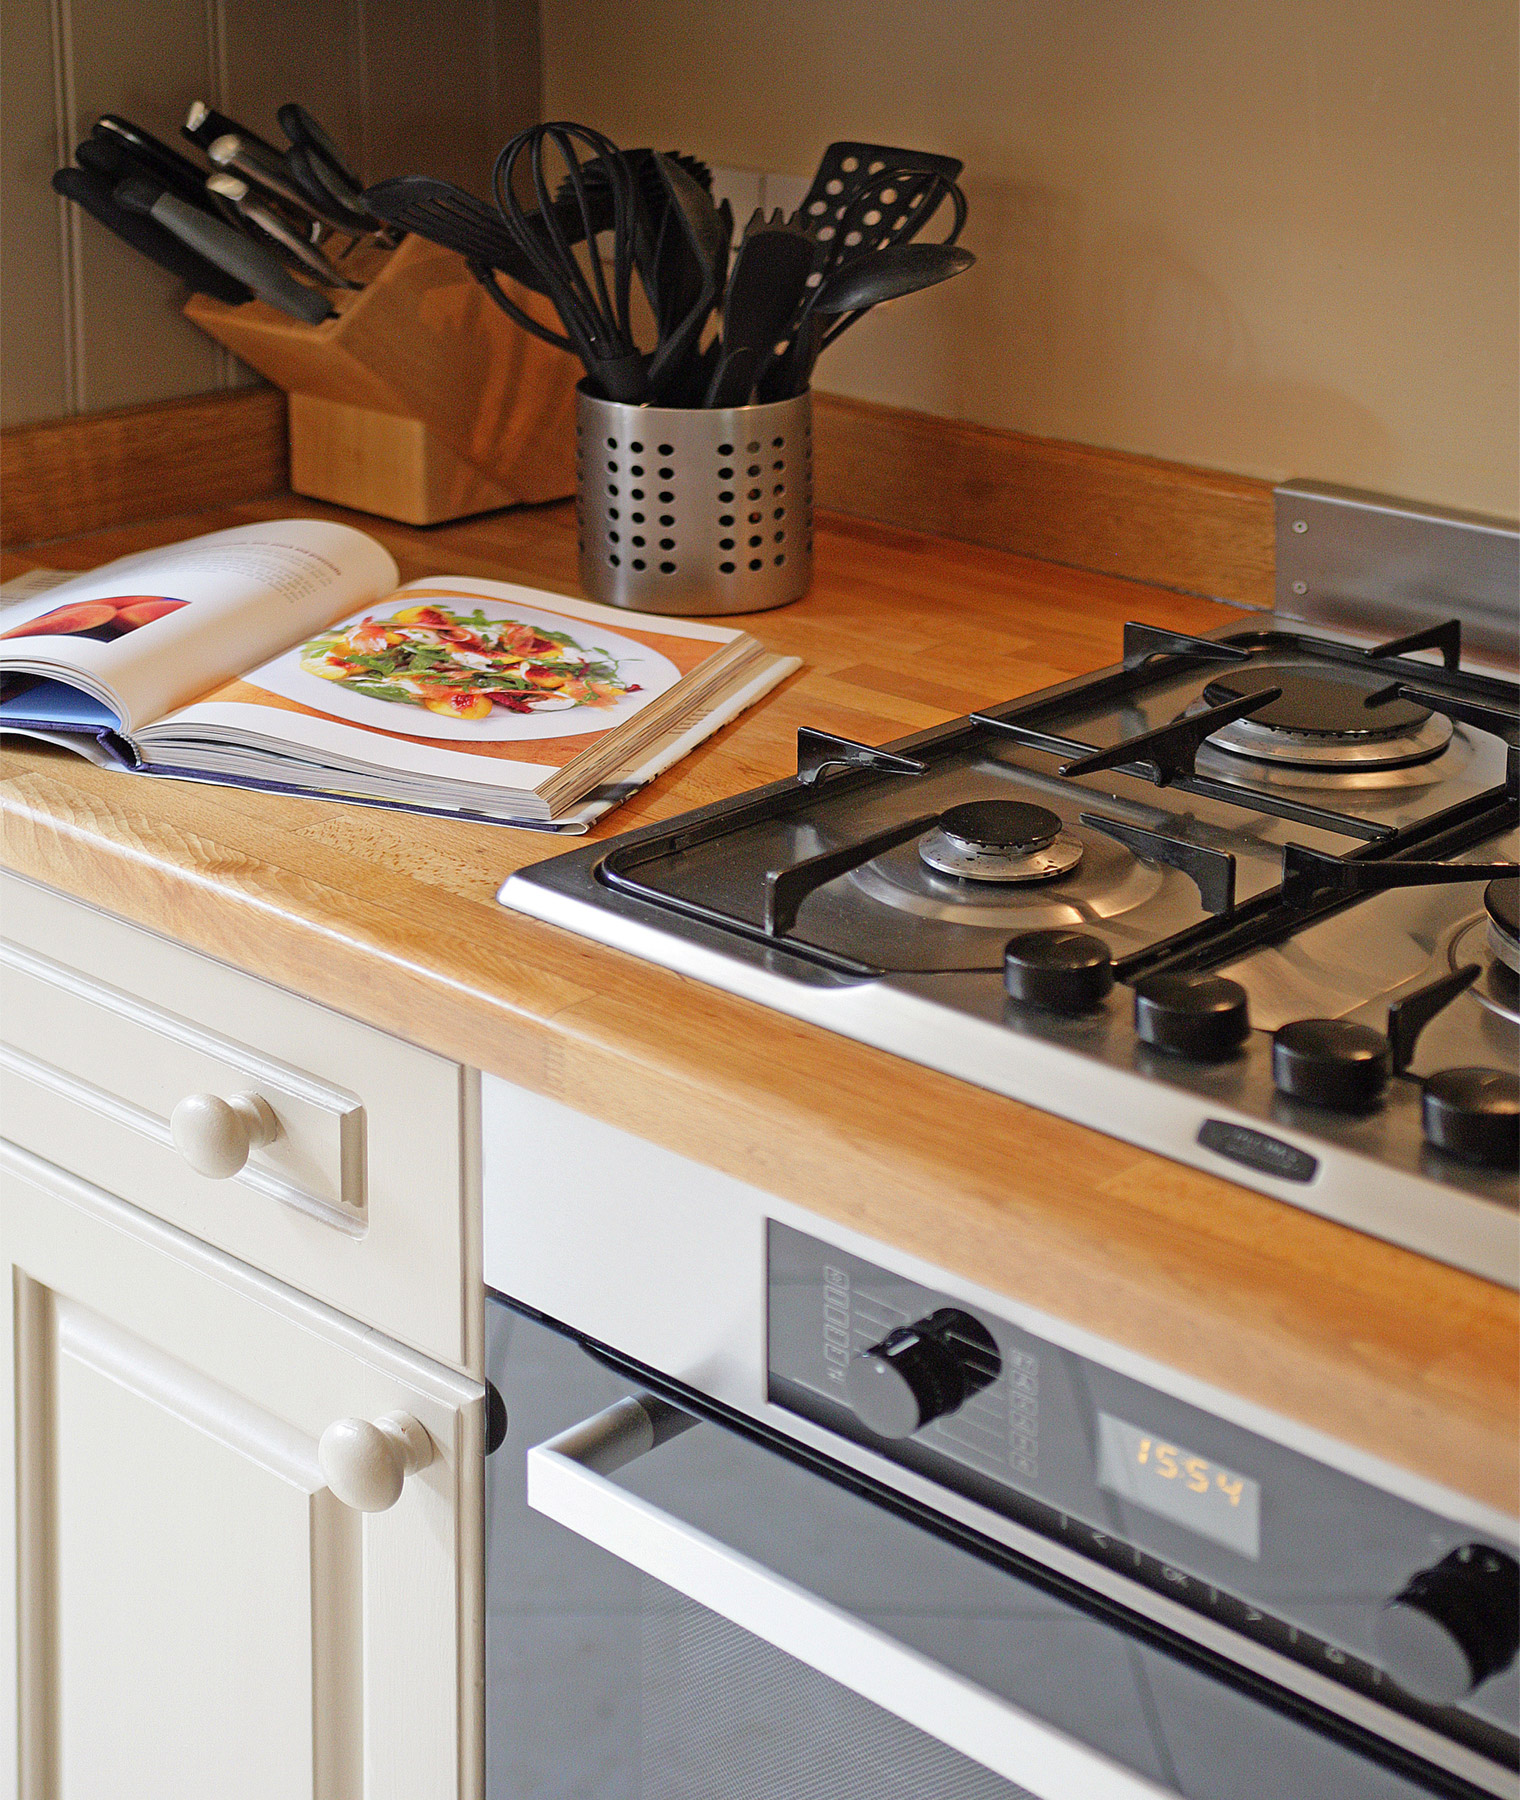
[486,1296,1480,1800]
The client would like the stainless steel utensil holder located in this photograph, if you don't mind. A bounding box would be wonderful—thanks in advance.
[576,386,812,616]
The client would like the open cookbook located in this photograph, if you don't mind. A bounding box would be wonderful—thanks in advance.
[0,520,799,830]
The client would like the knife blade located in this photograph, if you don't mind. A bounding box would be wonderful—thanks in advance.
[206,173,361,288]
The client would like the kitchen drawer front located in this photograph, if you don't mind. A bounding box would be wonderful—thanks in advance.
[0,873,481,1376]
[2,941,367,1223]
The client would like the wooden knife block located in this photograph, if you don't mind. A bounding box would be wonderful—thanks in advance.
[186,233,577,526]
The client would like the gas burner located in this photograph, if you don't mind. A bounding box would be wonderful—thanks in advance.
[1446,893,1520,1026]
[917,800,1084,884]
[1199,664,1453,770]
[854,813,1161,929]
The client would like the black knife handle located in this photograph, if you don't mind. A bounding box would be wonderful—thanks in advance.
[53,166,252,306]
[116,179,331,324]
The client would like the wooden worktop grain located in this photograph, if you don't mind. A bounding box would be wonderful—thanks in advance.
[2,496,1514,1510]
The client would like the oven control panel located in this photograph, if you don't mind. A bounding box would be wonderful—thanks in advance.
[766,1221,1520,1764]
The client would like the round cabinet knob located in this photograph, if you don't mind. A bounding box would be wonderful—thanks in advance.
[169,1090,279,1179]
[1133,972,1250,1061]
[1376,1545,1519,1705]
[1421,1068,1520,1170]
[1272,1019,1391,1111]
[318,1411,435,1513]
[845,1308,1000,1440]
[1005,929,1114,1014]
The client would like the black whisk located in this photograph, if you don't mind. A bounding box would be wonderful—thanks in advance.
[490,122,647,402]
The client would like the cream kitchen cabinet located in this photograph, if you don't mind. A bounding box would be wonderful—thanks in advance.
[0,875,486,1799]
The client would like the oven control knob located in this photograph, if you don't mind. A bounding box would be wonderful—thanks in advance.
[846,1308,1000,1440]
[1133,972,1250,1061]
[1421,1068,1520,1169]
[1271,1019,1391,1111]
[1376,1545,1520,1705]
[1004,929,1114,1013]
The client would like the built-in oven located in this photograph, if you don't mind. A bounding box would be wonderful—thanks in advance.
[481,1081,1519,1799]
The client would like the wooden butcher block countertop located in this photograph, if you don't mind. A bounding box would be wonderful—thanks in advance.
[2,494,1514,1512]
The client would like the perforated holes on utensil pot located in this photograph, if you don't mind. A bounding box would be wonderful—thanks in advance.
[576,385,812,616]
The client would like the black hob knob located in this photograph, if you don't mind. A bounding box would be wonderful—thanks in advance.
[1271,1018,1391,1111]
[1005,929,1114,1014]
[1421,1067,1520,1169]
[1133,972,1250,1061]
[845,1307,1001,1440]
[1376,1545,1520,1706]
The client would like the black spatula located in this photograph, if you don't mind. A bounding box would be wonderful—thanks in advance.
[361,175,548,293]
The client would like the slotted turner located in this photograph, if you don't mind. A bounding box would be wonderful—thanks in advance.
[362,175,546,292]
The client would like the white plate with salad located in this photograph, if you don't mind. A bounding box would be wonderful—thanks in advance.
[251,595,682,741]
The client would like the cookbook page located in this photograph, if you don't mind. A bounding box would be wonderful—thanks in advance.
[143,575,742,789]
[0,520,398,733]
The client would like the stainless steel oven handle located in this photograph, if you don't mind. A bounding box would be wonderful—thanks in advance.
[527,1395,1174,1800]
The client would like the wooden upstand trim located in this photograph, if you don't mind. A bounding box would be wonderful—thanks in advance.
[1,389,288,546]
[813,392,1277,608]
[6,387,1278,615]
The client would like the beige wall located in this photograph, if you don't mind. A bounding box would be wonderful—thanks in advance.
[543,0,1519,517]
[1,0,539,427]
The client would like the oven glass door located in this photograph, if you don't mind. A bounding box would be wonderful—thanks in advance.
[486,1297,1473,1800]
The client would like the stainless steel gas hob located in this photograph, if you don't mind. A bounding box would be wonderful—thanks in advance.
[502,491,1520,1286]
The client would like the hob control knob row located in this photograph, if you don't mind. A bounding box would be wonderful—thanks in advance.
[1004,937,1255,1062]
[1271,1041,1518,1168]
[846,1308,1001,1440]
[1376,1544,1520,1705]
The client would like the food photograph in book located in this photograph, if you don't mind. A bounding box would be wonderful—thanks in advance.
[302,602,648,722]
[234,588,692,749]
[0,595,189,641]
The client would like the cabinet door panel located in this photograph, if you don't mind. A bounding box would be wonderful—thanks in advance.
[50,1297,360,1800]
[1,1141,483,1800]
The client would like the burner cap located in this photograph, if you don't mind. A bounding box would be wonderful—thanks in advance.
[1486,877,1519,944]
[917,802,1082,885]
[938,800,1061,854]
[1202,664,1431,740]
[1486,877,1519,976]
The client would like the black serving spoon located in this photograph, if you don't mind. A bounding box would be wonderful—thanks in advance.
[809,240,975,344]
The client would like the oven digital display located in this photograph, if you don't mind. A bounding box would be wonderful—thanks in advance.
[1098,1412,1261,1559]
